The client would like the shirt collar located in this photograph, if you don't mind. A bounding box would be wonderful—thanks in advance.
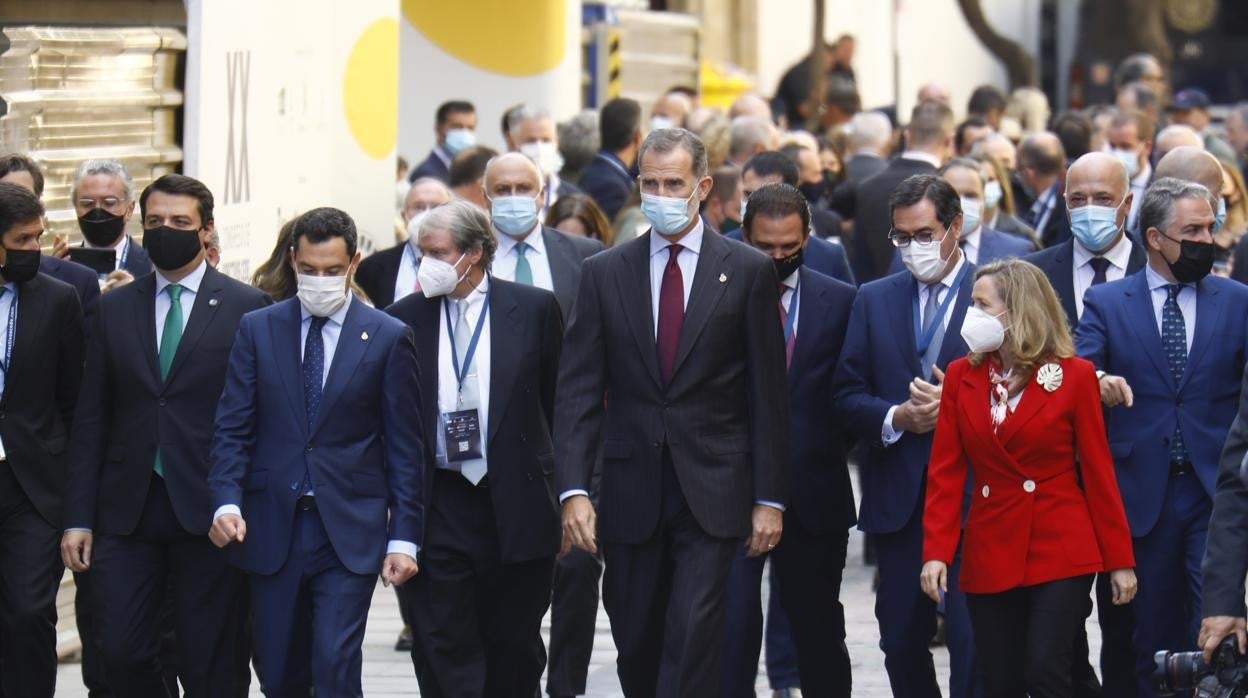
[300,292,353,326]
[495,223,545,255]
[1073,232,1134,270]
[650,218,706,259]
[433,145,452,167]
[853,149,883,159]
[781,269,799,289]
[962,225,982,248]
[1144,262,1191,292]
[1131,162,1152,188]
[901,151,942,169]
[156,259,208,296]
[933,252,967,290]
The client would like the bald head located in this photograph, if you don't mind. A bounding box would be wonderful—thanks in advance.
[917,82,950,105]
[403,177,452,223]
[1153,124,1203,164]
[653,92,693,128]
[729,93,772,121]
[482,151,544,202]
[1155,146,1224,200]
[1066,152,1130,202]
[1018,132,1065,176]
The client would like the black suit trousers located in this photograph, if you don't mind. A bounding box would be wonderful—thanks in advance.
[90,474,246,698]
[407,469,555,698]
[0,462,62,698]
[545,546,603,697]
[602,448,740,698]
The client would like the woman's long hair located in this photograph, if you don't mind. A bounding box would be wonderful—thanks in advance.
[967,258,1074,377]
[251,218,298,302]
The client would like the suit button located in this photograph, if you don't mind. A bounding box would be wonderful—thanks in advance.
[981,485,989,498]
[1023,480,1036,493]
[158,398,167,406]
[653,441,661,448]
[305,445,313,453]
[289,481,299,491]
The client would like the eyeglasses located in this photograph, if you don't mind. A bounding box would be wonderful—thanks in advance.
[77,196,125,212]
[888,226,949,248]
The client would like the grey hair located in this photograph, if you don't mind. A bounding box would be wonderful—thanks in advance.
[506,104,552,137]
[847,111,892,151]
[557,110,600,172]
[206,228,221,250]
[1138,177,1215,238]
[639,127,709,179]
[418,199,497,268]
[71,159,134,202]
[728,116,773,158]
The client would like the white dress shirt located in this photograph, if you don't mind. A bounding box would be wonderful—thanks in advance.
[155,261,206,345]
[648,219,703,334]
[436,276,491,470]
[1073,234,1135,319]
[494,223,554,292]
[882,254,967,445]
[1144,263,1196,352]
[393,241,421,305]
[780,269,800,336]
[0,281,16,458]
[900,151,943,170]
[1126,162,1152,232]
[961,225,982,265]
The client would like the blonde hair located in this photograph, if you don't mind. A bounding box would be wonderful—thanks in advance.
[967,259,1073,376]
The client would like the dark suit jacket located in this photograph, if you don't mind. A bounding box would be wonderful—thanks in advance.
[1076,271,1248,536]
[849,157,938,284]
[831,264,975,534]
[1023,237,1147,326]
[386,279,563,563]
[554,229,791,543]
[356,244,410,310]
[1,273,84,527]
[408,147,451,184]
[539,226,603,319]
[66,265,270,534]
[578,151,635,223]
[787,267,857,533]
[41,254,101,329]
[1202,362,1248,616]
[209,298,425,575]
[121,235,153,277]
[725,230,855,286]
[844,153,887,185]
[992,212,1038,247]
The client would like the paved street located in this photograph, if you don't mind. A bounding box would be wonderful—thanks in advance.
[56,467,1104,695]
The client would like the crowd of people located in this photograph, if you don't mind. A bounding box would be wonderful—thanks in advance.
[5,40,1248,698]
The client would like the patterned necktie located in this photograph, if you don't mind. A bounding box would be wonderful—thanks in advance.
[920,282,944,379]
[513,242,533,286]
[656,244,684,385]
[1162,284,1189,465]
[1089,257,1110,286]
[778,283,794,368]
[303,316,328,431]
[154,284,184,477]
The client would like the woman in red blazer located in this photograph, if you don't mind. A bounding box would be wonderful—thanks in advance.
[920,259,1137,697]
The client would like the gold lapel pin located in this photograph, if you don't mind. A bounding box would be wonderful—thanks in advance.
[361,331,369,341]
[719,273,727,283]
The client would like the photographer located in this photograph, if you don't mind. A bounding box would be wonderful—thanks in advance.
[1200,361,1248,662]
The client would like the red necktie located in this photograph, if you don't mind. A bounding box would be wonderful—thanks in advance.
[656,244,684,385]
[778,283,794,368]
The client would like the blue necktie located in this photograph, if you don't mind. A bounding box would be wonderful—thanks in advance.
[303,316,328,430]
[1162,285,1189,465]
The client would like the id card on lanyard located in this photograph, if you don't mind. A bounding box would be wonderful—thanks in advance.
[442,289,490,462]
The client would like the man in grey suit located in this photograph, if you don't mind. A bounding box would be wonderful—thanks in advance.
[557,128,790,697]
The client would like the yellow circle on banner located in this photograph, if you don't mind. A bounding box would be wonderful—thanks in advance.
[401,0,564,76]
[343,18,399,159]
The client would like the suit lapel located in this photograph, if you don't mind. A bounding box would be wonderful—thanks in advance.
[164,267,224,385]
[131,274,162,390]
[410,297,441,459]
[543,227,574,311]
[1052,242,1078,325]
[615,233,662,388]
[935,263,975,369]
[1123,271,1173,388]
[670,231,732,380]
[313,299,378,436]
[786,268,821,380]
[270,300,308,438]
[1181,279,1220,392]
[894,274,922,377]
[487,283,521,445]
[4,276,49,401]
[997,370,1050,448]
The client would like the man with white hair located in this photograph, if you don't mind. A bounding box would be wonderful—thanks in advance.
[1153,124,1204,170]
[507,104,582,222]
[727,116,778,168]
[843,111,892,184]
[56,159,153,282]
[356,177,451,309]
[729,93,773,122]
[650,91,693,131]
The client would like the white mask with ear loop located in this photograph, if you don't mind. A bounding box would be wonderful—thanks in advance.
[417,253,468,298]
[960,306,1008,353]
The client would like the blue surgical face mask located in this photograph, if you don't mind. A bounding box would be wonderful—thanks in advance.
[1069,198,1125,253]
[1112,148,1141,180]
[960,197,982,235]
[641,190,697,236]
[1215,196,1227,233]
[490,195,539,236]
[444,128,476,155]
[739,197,748,223]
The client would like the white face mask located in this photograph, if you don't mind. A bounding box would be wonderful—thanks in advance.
[899,230,952,282]
[296,273,349,317]
[520,141,563,177]
[983,180,1003,210]
[960,306,1007,353]
[417,252,468,298]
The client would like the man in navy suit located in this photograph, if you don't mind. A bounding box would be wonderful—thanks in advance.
[61,174,267,696]
[1017,133,1073,248]
[58,159,153,281]
[832,174,981,698]
[1077,177,1248,697]
[208,208,423,696]
[408,100,477,184]
[728,151,855,285]
[720,183,857,696]
[577,98,641,222]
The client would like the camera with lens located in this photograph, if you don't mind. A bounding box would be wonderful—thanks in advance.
[1154,636,1248,698]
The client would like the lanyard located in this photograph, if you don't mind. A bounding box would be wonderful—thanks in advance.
[444,286,491,402]
[403,242,420,273]
[911,263,968,356]
[782,278,800,342]
[597,152,631,180]
[0,287,17,386]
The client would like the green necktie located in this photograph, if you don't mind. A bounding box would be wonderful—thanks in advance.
[513,242,533,286]
[154,284,184,476]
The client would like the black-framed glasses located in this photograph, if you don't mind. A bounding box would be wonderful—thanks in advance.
[888,226,948,248]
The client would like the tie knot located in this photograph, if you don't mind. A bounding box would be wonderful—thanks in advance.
[1089,257,1110,274]
[666,244,683,264]
[515,241,529,255]
[927,282,943,297]
[166,284,183,301]
[310,315,329,332]
[456,298,470,318]
[1166,284,1184,301]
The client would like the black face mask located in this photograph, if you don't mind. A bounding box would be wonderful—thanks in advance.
[799,181,827,204]
[0,249,41,283]
[774,247,804,280]
[1163,237,1216,283]
[78,208,127,247]
[143,226,203,271]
